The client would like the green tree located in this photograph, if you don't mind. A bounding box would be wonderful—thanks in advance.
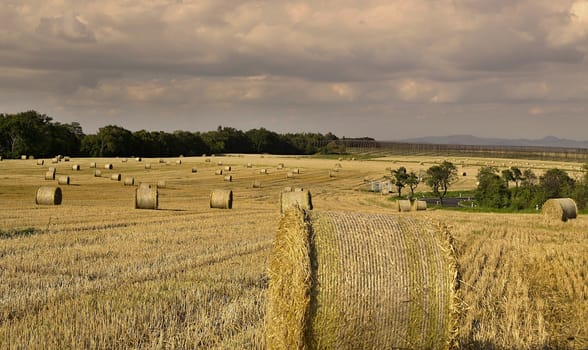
[405,171,420,199]
[391,167,408,197]
[425,161,457,204]
[95,125,134,157]
[540,168,575,199]
[501,169,514,188]
[510,167,523,188]
[477,167,511,208]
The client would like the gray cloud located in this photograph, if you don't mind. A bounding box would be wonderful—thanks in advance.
[1,0,588,139]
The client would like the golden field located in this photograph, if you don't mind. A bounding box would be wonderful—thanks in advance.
[0,155,587,349]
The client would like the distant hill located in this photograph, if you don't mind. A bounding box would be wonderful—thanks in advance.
[399,135,588,149]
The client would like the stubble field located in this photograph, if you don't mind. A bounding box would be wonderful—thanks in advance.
[0,155,587,349]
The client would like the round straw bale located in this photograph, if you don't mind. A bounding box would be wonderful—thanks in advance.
[90,162,96,168]
[260,168,268,174]
[111,173,121,181]
[123,177,135,186]
[205,158,211,163]
[292,168,300,174]
[176,159,182,165]
[217,161,223,166]
[72,164,80,171]
[329,170,336,177]
[104,163,113,170]
[52,158,59,164]
[0,156,3,161]
[191,167,198,173]
[94,170,102,177]
[542,198,578,222]
[462,172,467,176]
[136,157,142,162]
[224,175,232,182]
[294,187,304,192]
[287,172,294,178]
[122,158,128,163]
[135,184,158,209]
[21,155,27,160]
[247,162,253,168]
[252,180,261,188]
[411,200,428,211]
[215,169,223,175]
[36,186,62,205]
[157,180,166,188]
[145,163,152,169]
[63,156,70,162]
[283,186,293,192]
[224,165,232,171]
[277,163,284,169]
[57,176,70,185]
[280,189,312,213]
[37,159,44,165]
[44,171,56,180]
[267,210,459,350]
[395,199,412,212]
[210,189,233,209]
[159,159,165,163]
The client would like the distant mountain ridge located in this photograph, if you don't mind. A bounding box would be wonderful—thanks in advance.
[398,135,588,149]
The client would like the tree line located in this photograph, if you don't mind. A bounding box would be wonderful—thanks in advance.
[389,162,588,210]
[0,110,365,158]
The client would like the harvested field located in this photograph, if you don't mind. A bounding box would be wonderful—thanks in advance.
[0,155,586,349]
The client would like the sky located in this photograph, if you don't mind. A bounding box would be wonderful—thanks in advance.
[1,0,588,140]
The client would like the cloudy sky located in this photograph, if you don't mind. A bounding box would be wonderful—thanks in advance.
[1,0,588,140]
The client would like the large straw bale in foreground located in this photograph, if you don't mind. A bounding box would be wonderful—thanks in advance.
[267,209,459,350]
[542,198,577,222]
[36,186,62,205]
[135,183,158,209]
[210,189,233,209]
[280,189,313,213]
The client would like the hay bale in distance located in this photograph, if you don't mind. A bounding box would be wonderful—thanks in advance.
[280,189,312,213]
[36,159,44,165]
[176,159,182,165]
[210,189,233,209]
[215,169,223,175]
[111,174,121,181]
[63,156,70,162]
[411,200,427,211]
[136,157,142,162]
[247,162,253,168]
[122,158,128,163]
[72,164,80,171]
[292,168,300,174]
[224,165,232,171]
[224,175,232,182]
[21,155,27,160]
[260,168,268,174]
[542,198,578,222]
[217,161,223,166]
[123,177,135,186]
[51,158,58,164]
[104,163,113,170]
[94,170,102,177]
[57,176,70,185]
[157,180,166,188]
[396,199,412,212]
[287,172,294,178]
[36,186,62,205]
[191,167,198,173]
[44,171,55,180]
[135,183,158,209]
[205,158,211,163]
[267,210,459,350]
[145,163,152,169]
[90,162,96,168]
[277,163,284,169]
[252,180,261,188]
[159,159,165,164]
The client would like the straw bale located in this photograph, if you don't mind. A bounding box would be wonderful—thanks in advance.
[72,164,80,171]
[542,198,578,222]
[157,180,167,188]
[0,156,2,161]
[252,180,261,188]
[283,187,293,192]
[176,159,182,165]
[261,169,268,174]
[52,158,58,164]
[21,155,27,160]
[205,158,211,163]
[210,189,233,209]
[63,156,70,162]
[57,176,70,185]
[136,157,142,162]
[224,175,233,182]
[145,163,152,169]
[215,169,223,175]
[287,172,294,178]
[191,167,198,173]
[94,170,102,177]
[267,210,459,350]
[329,171,336,178]
[278,163,284,169]
[37,159,44,165]
[123,177,135,186]
[280,189,313,213]
[247,162,253,168]
[395,199,412,212]
[217,161,223,166]
[44,171,55,180]
[224,165,232,171]
[122,158,128,163]
[411,200,428,211]
[36,186,62,205]
[159,159,165,163]
[104,163,113,170]
[292,168,300,174]
[294,187,304,192]
[90,162,96,168]
[135,183,158,209]
[111,173,121,181]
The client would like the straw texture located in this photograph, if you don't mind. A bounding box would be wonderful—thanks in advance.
[210,189,233,209]
[267,209,459,350]
[280,190,313,214]
[135,183,158,209]
[542,198,578,222]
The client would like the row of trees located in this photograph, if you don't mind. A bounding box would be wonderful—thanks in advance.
[0,111,354,158]
[476,165,588,210]
[388,162,588,210]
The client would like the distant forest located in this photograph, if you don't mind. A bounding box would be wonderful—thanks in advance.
[0,110,372,158]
